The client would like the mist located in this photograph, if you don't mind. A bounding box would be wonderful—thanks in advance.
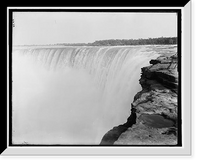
[12,46,160,145]
[13,53,104,144]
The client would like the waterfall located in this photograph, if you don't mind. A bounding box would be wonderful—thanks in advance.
[12,45,177,145]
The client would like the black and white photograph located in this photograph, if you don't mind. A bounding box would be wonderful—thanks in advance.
[2,2,193,156]
[11,10,180,146]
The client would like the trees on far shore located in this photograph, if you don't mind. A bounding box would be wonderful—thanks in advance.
[57,37,177,46]
[89,37,177,46]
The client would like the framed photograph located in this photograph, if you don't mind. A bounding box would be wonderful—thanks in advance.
[2,1,191,156]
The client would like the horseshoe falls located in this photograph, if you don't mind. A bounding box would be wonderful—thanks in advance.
[12,45,177,145]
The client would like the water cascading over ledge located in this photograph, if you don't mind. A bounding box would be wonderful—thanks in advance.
[12,45,177,145]
[100,53,179,145]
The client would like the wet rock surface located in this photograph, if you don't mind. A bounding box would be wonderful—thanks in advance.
[100,53,178,145]
[114,124,177,145]
[138,114,175,128]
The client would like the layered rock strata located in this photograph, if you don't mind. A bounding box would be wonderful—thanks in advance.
[100,53,178,145]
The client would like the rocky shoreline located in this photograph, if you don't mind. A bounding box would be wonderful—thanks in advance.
[100,53,178,145]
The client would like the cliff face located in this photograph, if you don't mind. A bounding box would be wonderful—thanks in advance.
[100,53,178,145]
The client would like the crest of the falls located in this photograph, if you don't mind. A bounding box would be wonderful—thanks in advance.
[12,45,177,145]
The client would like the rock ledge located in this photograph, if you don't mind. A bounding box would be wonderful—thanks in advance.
[100,53,178,145]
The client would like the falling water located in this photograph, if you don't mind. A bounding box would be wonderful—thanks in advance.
[12,45,177,145]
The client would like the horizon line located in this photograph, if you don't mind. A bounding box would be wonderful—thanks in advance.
[12,36,177,46]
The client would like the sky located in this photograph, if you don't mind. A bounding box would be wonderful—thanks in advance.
[13,12,177,45]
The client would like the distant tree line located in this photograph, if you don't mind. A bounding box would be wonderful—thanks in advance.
[57,37,177,46]
[89,37,177,46]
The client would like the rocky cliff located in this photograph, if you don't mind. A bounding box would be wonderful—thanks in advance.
[100,53,178,145]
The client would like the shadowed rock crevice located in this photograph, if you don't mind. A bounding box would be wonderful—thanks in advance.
[138,114,175,128]
[100,111,136,145]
